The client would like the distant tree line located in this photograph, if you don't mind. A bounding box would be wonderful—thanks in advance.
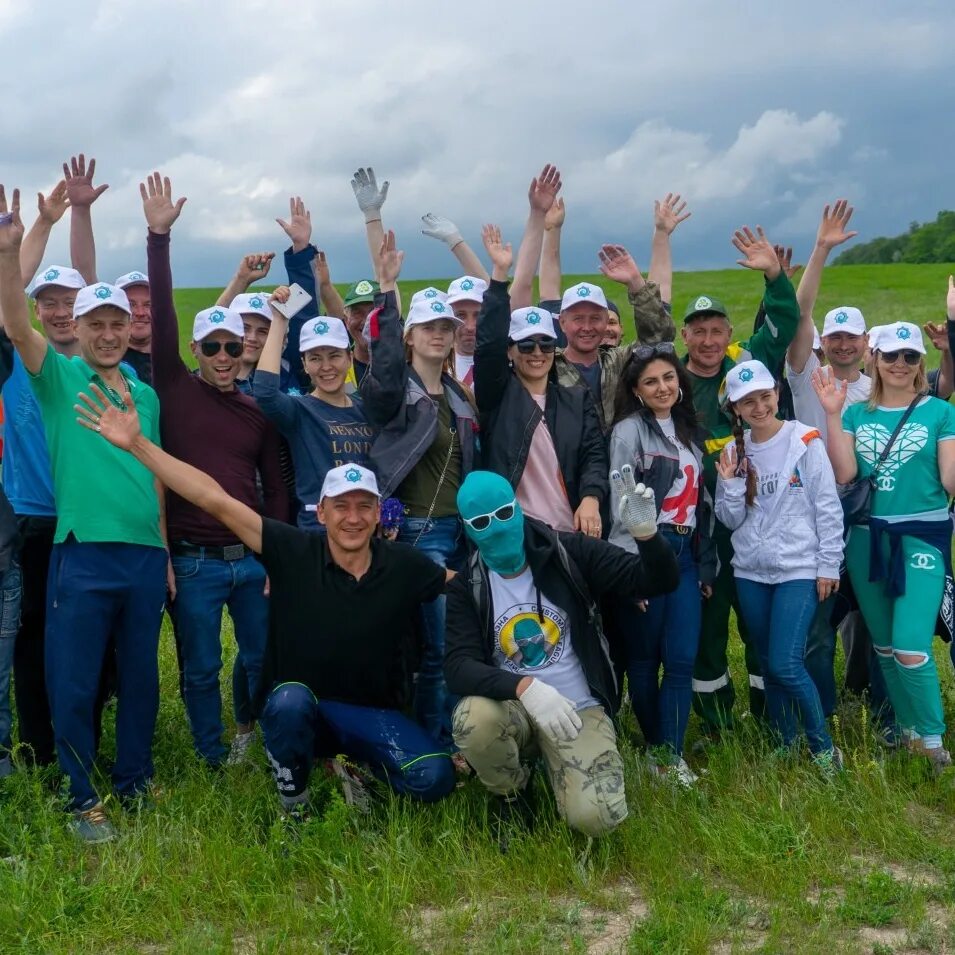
[833,211,955,265]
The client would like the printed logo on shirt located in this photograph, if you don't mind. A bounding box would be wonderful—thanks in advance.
[660,463,699,524]
[855,422,927,482]
[495,603,568,672]
[788,467,804,490]
[94,285,112,300]
[758,470,780,497]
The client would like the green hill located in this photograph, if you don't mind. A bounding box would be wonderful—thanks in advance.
[833,211,955,265]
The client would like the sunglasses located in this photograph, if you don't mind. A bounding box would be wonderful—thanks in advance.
[512,338,557,354]
[878,350,921,366]
[200,340,244,358]
[631,341,676,362]
[462,501,517,531]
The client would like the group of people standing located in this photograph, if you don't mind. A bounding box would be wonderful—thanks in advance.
[0,156,951,849]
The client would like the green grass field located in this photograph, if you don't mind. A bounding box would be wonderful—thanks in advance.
[4,264,955,953]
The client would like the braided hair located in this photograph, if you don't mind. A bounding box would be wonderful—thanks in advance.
[730,407,758,507]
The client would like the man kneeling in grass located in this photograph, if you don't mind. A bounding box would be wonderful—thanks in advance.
[75,387,456,816]
[445,471,678,846]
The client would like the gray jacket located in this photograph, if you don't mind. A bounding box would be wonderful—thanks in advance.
[608,411,717,585]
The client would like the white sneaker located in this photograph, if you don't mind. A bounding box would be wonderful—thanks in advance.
[226,730,255,766]
[646,755,697,789]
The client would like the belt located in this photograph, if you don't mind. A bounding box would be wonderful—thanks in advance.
[170,542,252,561]
[659,523,693,536]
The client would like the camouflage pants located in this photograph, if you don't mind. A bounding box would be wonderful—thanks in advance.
[452,697,627,837]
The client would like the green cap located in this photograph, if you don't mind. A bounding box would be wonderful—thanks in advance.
[344,279,380,306]
[683,294,729,323]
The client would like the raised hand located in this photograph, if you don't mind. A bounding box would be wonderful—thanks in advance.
[654,193,692,235]
[313,250,331,286]
[268,285,291,318]
[815,199,858,251]
[275,196,312,252]
[481,223,512,276]
[351,167,389,222]
[947,275,955,322]
[544,197,566,231]
[527,164,562,214]
[612,465,657,539]
[139,172,187,235]
[37,180,69,225]
[0,186,24,253]
[924,321,949,353]
[63,154,109,208]
[715,444,740,481]
[236,252,275,286]
[773,244,803,280]
[378,229,404,286]
[598,244,644,291]
[75,381,142,451]
[421,213,463,249]
[732,225,780,279]
[810,366,849,415]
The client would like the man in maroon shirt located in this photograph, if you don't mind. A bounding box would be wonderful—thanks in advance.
[141,172,288,768]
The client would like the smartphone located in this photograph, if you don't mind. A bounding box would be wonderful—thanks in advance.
[271,283,312,320]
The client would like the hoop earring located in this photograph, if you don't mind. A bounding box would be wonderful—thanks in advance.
[636,395,645,407]
[677,388,683,402]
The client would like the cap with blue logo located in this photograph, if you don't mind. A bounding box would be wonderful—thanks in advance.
[319,463,380,502]
[447,275,488,306]
[300,316,351,353]
[723,359,776,403]
[560,282,608,312]
[73,283,131,319]
[509,307,558,343]
[403,298,464,333]
[192,306,245,342]
[114,271,149,290]
[28,265,86,299]
[410,286,450,309]
[230,292,273,322]
[868,322,925,356]
[821,305,865,338]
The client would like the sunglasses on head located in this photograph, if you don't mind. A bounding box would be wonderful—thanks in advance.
[630,341,676,362]
[462,501,517,531]
[200,340,244,358]
[512,338,557,354]
[878,349,921,366]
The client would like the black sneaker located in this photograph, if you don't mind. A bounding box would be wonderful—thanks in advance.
[491,784,537,853]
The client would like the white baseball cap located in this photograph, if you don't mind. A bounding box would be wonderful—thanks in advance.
[812,328,822,351]
[28,265,85,298]
[320,464,380,501]
[561,281,608,312]
[447,275,488,305]
[509,307,558,343]
[73,283,131,319]
[821,306,866,338]
[869,321,926,355]
[115,270,149,290]
[300,316,350,352]
[404,298,463,332]
[230,292,273,321]
[192,306,244,342]
[724,359,777,403]
[410,286,449,308]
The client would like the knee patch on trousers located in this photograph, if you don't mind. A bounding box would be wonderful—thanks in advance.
[559,748,628,838]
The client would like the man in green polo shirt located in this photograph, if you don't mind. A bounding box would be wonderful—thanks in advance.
[343,279,379,384]
[0,186,166,843]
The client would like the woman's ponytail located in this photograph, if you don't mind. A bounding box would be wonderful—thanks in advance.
[732,412,758,507]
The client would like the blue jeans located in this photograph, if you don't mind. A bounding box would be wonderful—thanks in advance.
[804,594,837,718]
[0,562,22,755]
[615,529,701,759]
[45,541,166,810]
[396,516,465,746]
[736,578,833,755]
[261,682,454,803]
[169,552,269,765]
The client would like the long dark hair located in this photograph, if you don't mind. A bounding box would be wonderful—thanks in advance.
[728,404,759,507]
[612,348,698,448]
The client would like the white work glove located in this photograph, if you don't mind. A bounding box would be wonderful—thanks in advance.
[421,212,463,249]
[519,678,582,743]
[612,465,657,540]
[350,167,389,223]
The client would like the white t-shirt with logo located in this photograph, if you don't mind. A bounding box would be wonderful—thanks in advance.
[656,416,699,528]
[488,565,598,710]
[746,422,792,501]
[455,352,475,386]
[786,351,871,441]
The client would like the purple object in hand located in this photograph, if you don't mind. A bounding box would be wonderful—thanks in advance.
[380,497,404,532]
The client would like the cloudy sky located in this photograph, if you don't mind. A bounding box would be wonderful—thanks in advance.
[4,0,953,288]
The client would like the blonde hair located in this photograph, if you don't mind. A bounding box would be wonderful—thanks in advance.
[867,355,928,411]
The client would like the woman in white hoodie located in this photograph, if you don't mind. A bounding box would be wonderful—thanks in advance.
[715,360,844,769]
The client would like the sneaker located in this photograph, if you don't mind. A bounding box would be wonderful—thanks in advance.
[326,758,372,813]
[812,745,845,779]
[279,798,311,826]
[0,755,12,779]
[647,756,697,789]
[70,802,117,844]
[910,742,954,776]
[227,730,255,767]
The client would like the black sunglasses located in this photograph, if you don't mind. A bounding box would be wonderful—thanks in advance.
[631,342,676,362]
[878,349,921,366]
[513,338,557,354]
[200,340,244,358]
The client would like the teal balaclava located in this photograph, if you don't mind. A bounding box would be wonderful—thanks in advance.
[457,471,526,575]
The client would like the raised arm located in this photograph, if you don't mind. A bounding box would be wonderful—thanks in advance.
[312,251,346,319]
[254,291,299,431]
[538,198,565,303]
[473,225,513,413]
[647,192,691,305]
[510,164,561,310]
[77,382,263,552]
[0,187,49,372]
[65,154,109,284]
[351,167,389,283]
[19,181,69,289]
[421,213,490,283]
[788,200,857,374]
[215,253,274,307]
[598,244,674,344]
